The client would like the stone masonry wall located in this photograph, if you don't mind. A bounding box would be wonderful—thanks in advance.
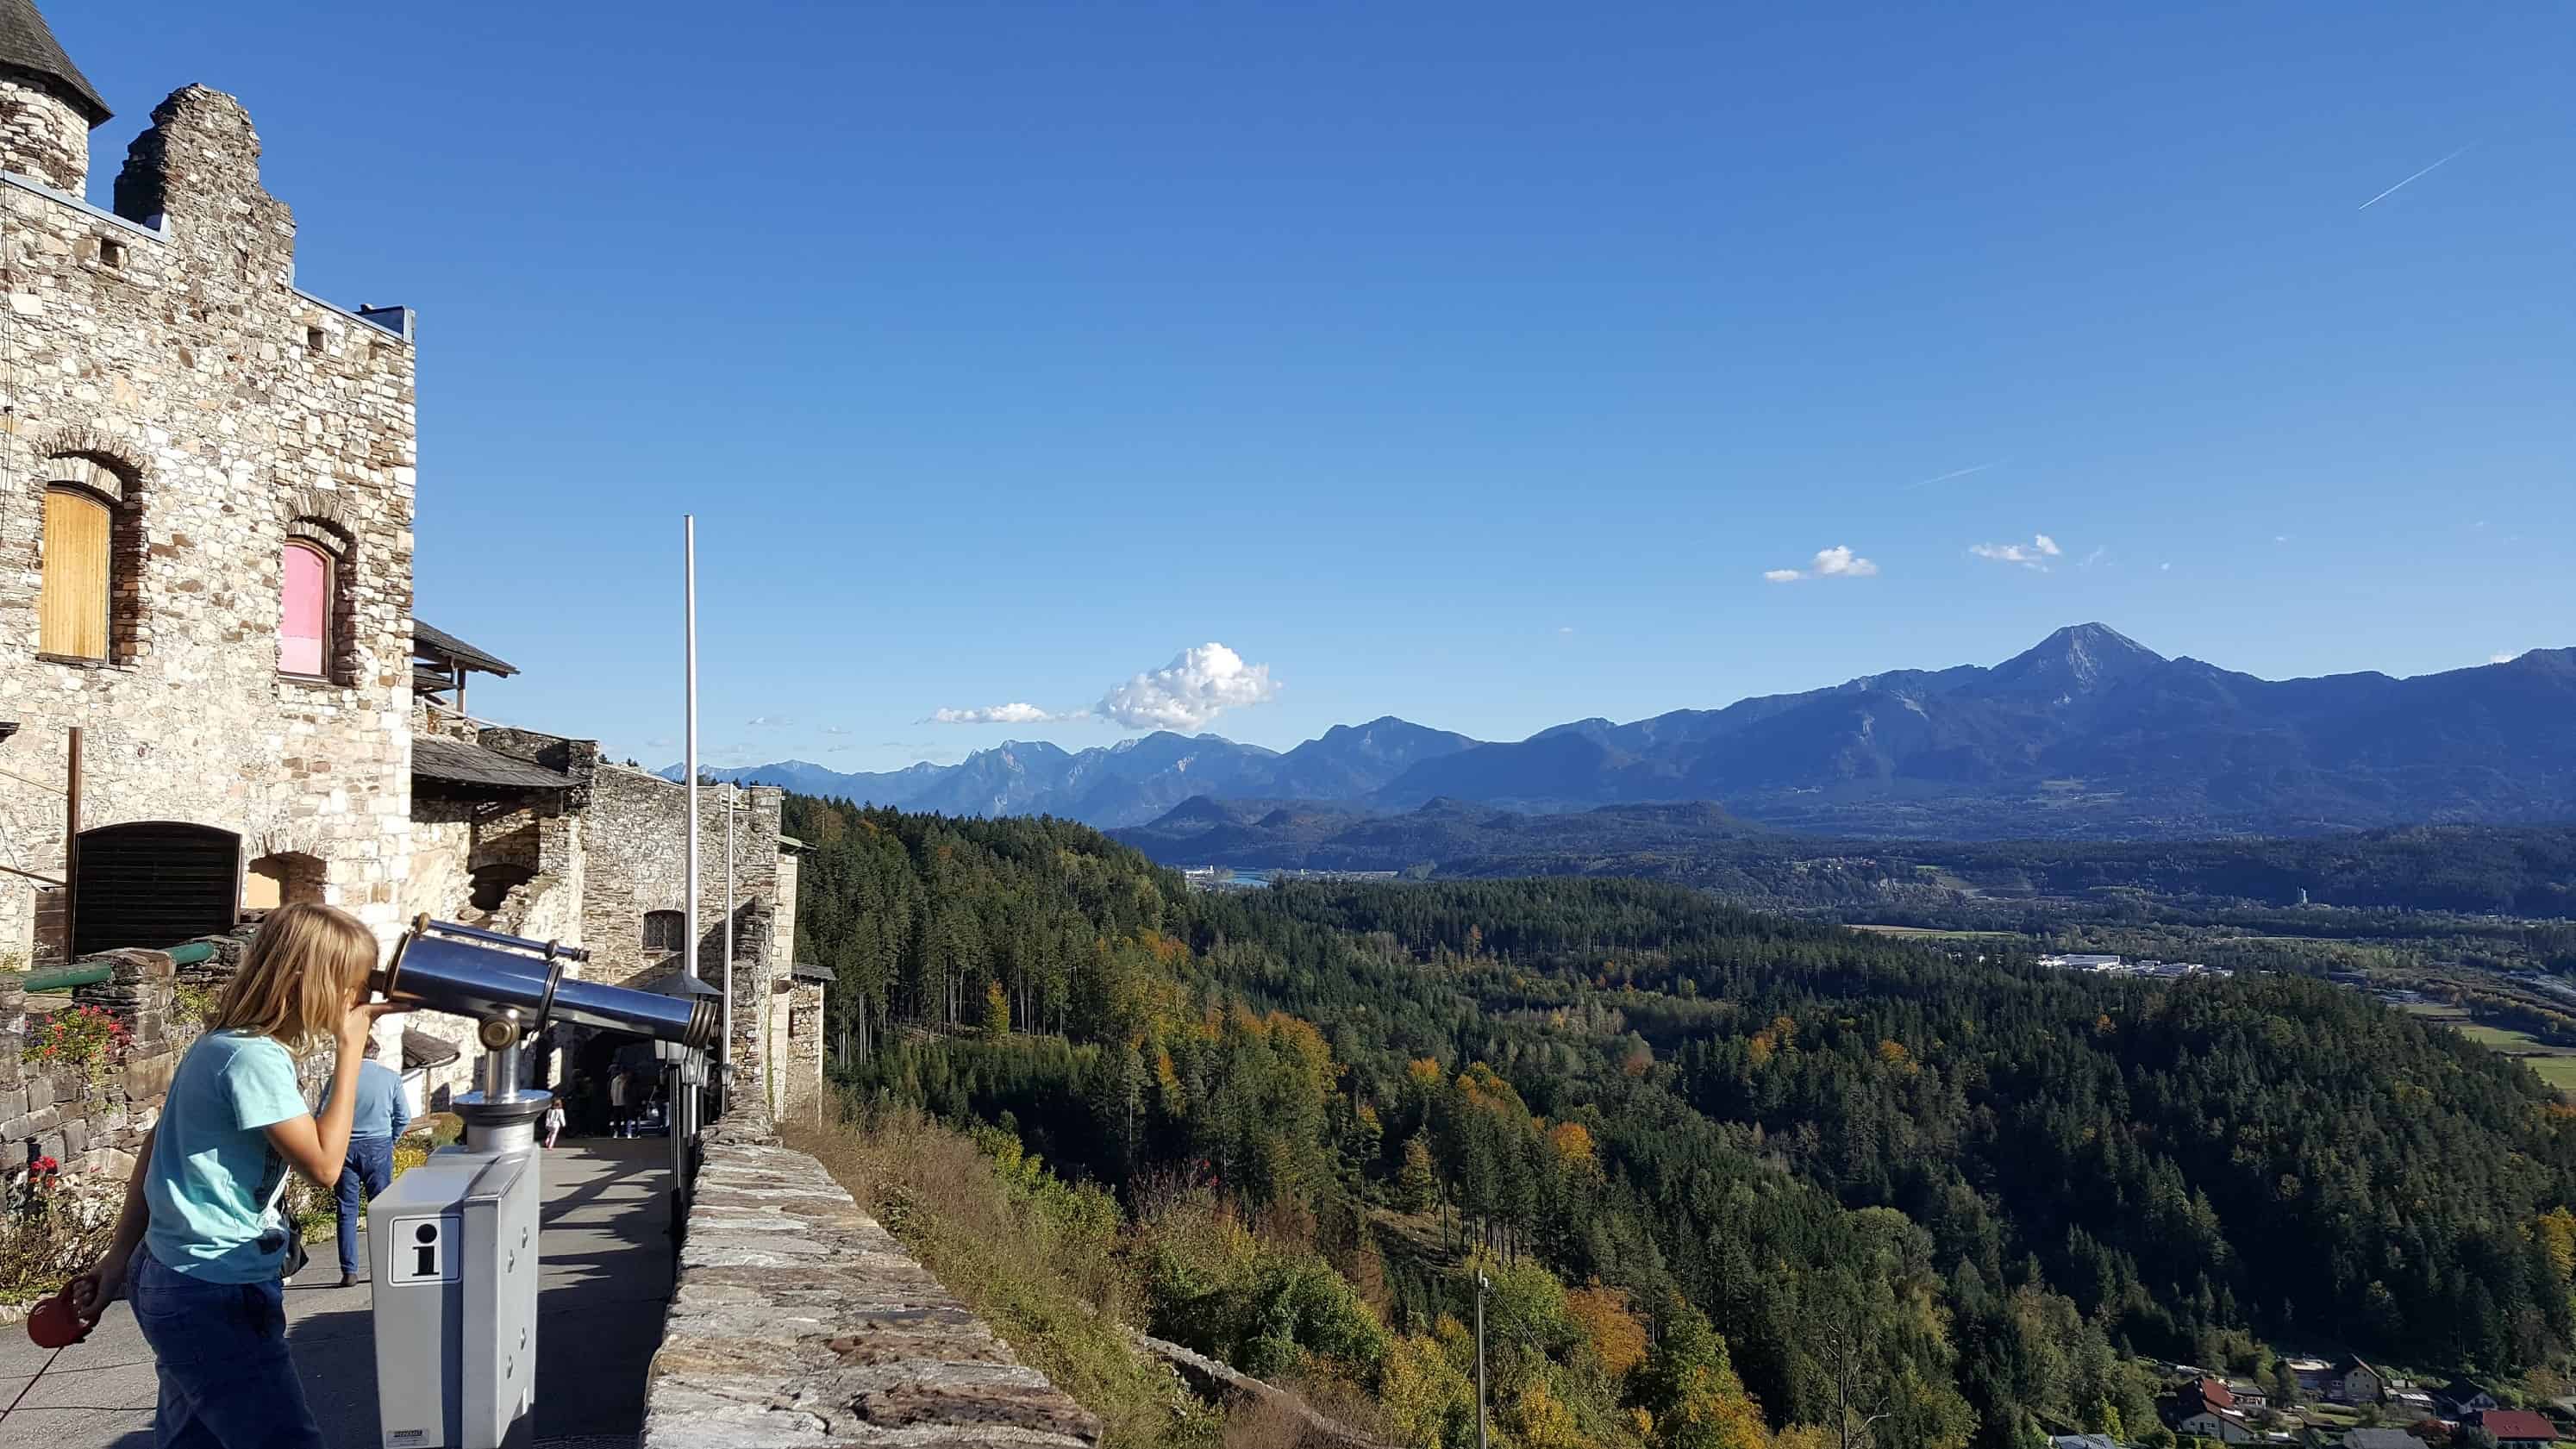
[2,948,184,1181]
[640,1105,1099,1448]
[578,767,785,1098]
[0,76,89,193]
[782,977,824,1121]
[0,83,417,972]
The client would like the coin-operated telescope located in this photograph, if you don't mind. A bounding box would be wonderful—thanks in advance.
[366,918,717,1449]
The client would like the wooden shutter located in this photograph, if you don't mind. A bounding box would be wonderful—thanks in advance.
[280,541,328,675]
[39,488,110,659]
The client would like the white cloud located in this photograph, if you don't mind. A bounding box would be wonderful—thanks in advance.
[2080,546,2107,568]
[928,702,1065,726]
[821,724,853,737]
[2159,562,2172,571]
[1556,626,1576,635]
[926,642,1284,733]
[747,715,793,728]
[2491,651,2517,665]
[1764,546,1879,583]
[1097,643,1279,730]
[1970,534,2064,570]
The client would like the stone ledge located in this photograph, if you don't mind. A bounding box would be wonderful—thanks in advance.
[641,1114,1101,1448]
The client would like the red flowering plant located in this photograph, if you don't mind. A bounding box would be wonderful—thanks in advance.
[26,1004,131,1086]
[6,1155,63,1220]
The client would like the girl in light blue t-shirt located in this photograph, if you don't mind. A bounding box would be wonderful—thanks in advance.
[72,903,410,1449]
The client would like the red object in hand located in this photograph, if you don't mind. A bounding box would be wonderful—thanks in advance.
[27,1284,94,1348]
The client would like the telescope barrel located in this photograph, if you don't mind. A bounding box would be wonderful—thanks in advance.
[410,917,591,964]
[376,921,716,1051]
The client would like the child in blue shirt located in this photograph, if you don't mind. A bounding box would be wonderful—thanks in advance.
[71,903,410,1449]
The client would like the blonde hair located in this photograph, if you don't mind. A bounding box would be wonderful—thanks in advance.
[211,902,379,1052]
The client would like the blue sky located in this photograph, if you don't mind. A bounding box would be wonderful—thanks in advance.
[62,1,2572,770]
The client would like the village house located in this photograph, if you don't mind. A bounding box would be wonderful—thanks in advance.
[2342,1428,2423,1449]
[2387,1390,2439,1421]
[2329,1358,2385,1407]
[2175,1378,2260,1445]
[2442,1381,2503,1417]
[2467,1412,2560,1449]
[0,0,822,1127]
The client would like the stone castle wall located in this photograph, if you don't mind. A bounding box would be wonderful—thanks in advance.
[577,768,785,1096]
[0,76,90,193]
[0,83,417,968]
[641,1106,1099,1449]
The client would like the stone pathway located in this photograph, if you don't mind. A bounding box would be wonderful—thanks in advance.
[0,1137,675,1448]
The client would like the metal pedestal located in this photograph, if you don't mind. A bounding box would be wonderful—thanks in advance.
[371,1025,547,1449]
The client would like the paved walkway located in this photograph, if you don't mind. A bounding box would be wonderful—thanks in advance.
[0,1137,674,1448]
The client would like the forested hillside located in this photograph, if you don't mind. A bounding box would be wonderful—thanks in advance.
[785,796,2576,1449]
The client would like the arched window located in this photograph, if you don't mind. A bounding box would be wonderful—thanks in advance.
[279,540,334,677]
[39,485,112,660]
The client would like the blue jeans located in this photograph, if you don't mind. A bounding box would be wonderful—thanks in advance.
[334,1137,396,1277]
[129,1249,326,1449]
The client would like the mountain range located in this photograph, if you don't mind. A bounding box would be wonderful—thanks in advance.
[685,624,2576,840]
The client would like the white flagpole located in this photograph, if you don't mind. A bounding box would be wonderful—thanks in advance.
[722,781,735,1100]
[679,515,700,1190]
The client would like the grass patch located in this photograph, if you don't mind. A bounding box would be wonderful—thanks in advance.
[785,1107,1223,1449]
[2521,1056,2576,1090]
[2456,1022,2548,1049]
[2415,1017,2576,1094]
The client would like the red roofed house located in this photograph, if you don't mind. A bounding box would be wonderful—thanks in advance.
[2467,1411,2559,1449]
[2173,1377,2257,1445]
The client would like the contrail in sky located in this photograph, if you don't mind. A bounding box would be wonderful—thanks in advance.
[1901,460,2003,491]
[2357,145,2472,210]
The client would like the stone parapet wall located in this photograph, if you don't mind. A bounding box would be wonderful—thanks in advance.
[640,1106,1099,1448]
[2,946,184,1179]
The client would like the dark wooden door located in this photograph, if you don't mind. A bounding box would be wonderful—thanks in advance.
[72,821,241,956]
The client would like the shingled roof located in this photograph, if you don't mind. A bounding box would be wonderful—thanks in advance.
[414,621,520,678]
[402,1027,463,1071]
[0,0,109,125]
[413,734,571,792]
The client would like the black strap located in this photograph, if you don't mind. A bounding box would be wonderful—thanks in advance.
[529,957,566,1041]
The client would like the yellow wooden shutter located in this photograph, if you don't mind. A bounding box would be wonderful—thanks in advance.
[39,488,110,660]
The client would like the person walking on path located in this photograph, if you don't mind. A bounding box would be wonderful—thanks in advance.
[66,903,411,1449]
[316,1047,414,1287]
[542,1096,566,1149]
[609,1067,632,1138]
